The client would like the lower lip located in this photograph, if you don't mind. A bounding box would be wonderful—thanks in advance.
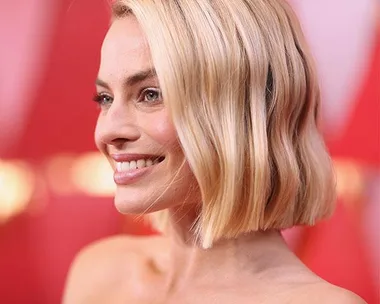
[113,164,158,185]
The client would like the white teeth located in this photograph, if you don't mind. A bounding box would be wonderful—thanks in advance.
[116,158,162,172]
[129,160,137,170]
[121,162,130,171]
[137,159,146,169]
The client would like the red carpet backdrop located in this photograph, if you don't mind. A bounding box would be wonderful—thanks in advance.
[0,0,379,303]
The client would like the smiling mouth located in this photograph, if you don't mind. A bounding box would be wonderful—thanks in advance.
[115,156,165,172]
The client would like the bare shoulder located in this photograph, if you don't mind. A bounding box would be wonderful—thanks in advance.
[66,234,167,264]
[295,281,367,304]
[62,234,168,304]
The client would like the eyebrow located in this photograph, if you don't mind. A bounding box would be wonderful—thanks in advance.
[95,68,157,89]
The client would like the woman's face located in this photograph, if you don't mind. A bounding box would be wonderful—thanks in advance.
[94,16,199,214]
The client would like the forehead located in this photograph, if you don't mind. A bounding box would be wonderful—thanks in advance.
[99,16,152,80]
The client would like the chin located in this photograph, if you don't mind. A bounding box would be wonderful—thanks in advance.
[113,186,169,215]
[111,163,201,215]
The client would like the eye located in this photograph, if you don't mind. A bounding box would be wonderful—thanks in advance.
[93,93,113,107]
[139,88,162,104]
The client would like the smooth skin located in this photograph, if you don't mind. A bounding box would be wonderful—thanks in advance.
[63,16,366,304]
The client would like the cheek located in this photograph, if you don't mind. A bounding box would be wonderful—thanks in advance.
[144,112,179,149]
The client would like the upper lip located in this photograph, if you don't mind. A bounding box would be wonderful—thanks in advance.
[110,153,163,162]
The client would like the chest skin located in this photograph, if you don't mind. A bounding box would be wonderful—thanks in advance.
[77,266,305,304]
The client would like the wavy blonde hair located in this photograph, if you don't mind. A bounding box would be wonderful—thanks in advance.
[112,0,336,248]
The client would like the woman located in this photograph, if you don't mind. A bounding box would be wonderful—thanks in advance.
[63,0,366,303]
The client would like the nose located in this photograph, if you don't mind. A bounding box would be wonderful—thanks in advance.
[95,100,140,150]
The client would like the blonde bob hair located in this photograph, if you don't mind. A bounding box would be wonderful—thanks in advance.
[112,0,336,248]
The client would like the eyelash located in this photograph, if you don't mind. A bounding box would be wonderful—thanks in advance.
[140,88,162,104]
[92,88,162,108]
[92,93,112,106]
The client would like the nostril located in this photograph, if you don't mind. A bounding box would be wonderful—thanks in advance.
[110,138,128,148]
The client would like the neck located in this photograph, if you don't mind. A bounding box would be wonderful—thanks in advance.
[162,205,294,293]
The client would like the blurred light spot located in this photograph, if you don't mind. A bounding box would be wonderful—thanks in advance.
[71,152,115,197]
[44,154,77,195]
[334,159,366,206]
[0,159,35,223]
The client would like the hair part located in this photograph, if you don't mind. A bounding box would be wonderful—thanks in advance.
[112,0,336,248]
